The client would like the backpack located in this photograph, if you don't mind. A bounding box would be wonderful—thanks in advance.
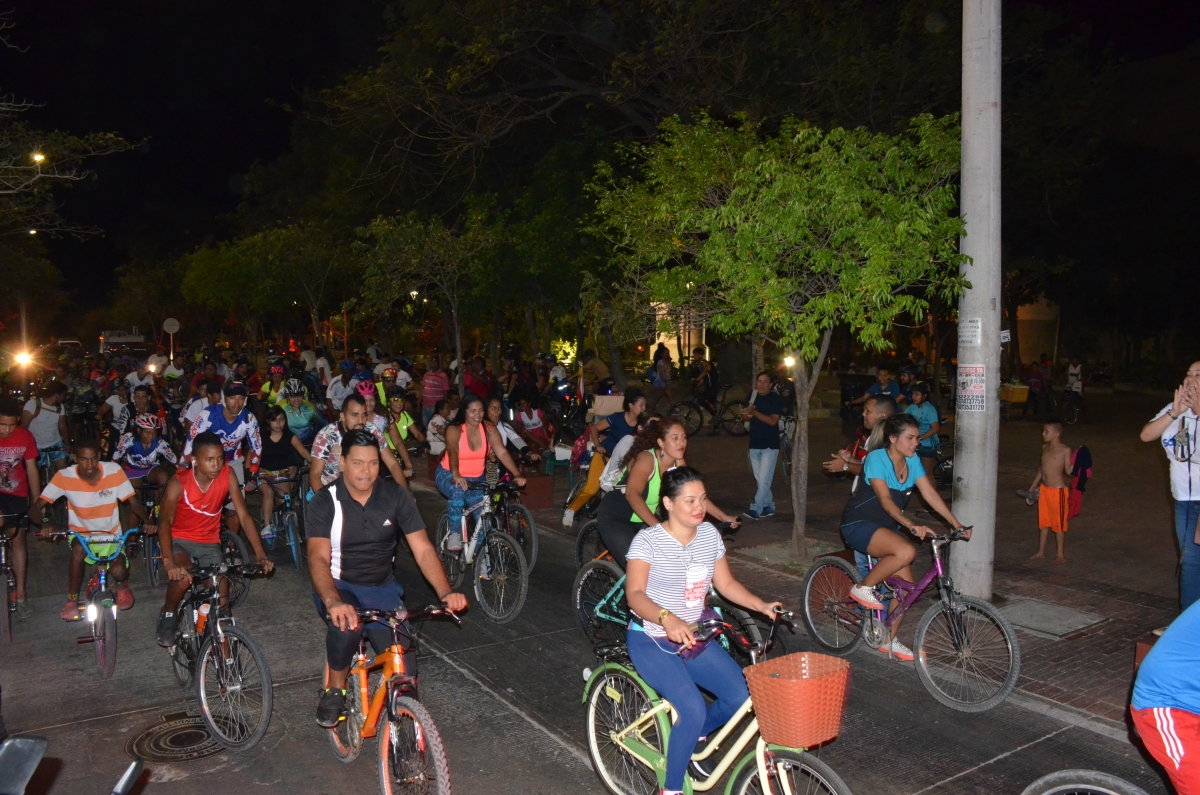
[645,362,657,380]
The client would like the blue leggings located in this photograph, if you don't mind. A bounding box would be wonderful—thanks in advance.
[627,627,749,790]
[435,467,487,533]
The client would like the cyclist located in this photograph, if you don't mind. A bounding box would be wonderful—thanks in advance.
[848,365,900,408]
[688,348,717,411]
[29,438,150,619]
[310,392,408,496]
[256,406,312,542]
[325,361,359,419]
[840,413,969,661]
[186,361,223,403]
[0,397,40,619]
[98,380,131,459]
[112,414,177,488]
[562,388,646,529]
[598,417,740,568]
[309,429,469,727]
[435,393,526,551]
[181,379,220,441]
[154,431,274,646]
[282,379,320,445]
[161,371,188,445]
[259,363,287,409]
[903,382,941,475]
[623,466,781,795]
[20,382,71,477]
[385,388,424,448]
[65,366,102,443]
[182,380,262,536]
[116,385,166,439]
[485,396,537,465]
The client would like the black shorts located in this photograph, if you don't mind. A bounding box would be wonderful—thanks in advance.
[0,493,31,530]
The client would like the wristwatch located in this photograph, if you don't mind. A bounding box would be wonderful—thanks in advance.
[842,462,849,472]
[658,608,672,624]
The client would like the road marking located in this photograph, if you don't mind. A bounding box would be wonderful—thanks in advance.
[908,725,1073,795]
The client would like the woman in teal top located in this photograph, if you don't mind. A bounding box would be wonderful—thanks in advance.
[839,413,968,660]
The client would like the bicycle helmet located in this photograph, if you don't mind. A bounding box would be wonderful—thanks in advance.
[283,378,304,397]
[355,380,376,397]
[135,413,160,431]
[381,367,398,379]
[338,359,354,372]
[385,385,407,402]
[268,364,285,376]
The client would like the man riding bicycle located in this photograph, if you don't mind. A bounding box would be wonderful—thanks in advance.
[113,414,177,488]
[182,380,262,537]
[309,392,408,497]
[0,397,40,619]
[307,429,468,727]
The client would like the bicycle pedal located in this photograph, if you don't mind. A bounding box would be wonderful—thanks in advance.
[76,635,95,644]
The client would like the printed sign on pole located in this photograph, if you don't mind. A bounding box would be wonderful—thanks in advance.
[956,364,987,412]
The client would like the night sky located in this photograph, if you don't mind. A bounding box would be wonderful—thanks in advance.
[2,0,1197,311]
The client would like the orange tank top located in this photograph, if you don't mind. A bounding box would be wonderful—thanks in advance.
[172,466,230,544]
[440,423,489,478]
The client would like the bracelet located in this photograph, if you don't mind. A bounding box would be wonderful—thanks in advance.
[842,462,848,472]
[658,608,672,624]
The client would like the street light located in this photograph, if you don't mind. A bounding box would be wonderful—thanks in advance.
[28,230,36,235]
[410,291,419,299]
[784,356,795,368]
[14,352,32,366]
[32,153,44,163]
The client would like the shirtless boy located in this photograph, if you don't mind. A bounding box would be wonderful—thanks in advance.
[1027,422,1073,563]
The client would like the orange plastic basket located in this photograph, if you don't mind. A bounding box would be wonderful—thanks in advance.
[744,652,850,748]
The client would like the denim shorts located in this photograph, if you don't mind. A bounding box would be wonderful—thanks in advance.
[841,519,887,554]
[37,441,68,470]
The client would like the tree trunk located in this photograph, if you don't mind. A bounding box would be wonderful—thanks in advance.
[542,308,553,354]
[602,324,627,391]
[525,304,539,357]
[451,301,465,397]
[750,334,765,389]
[574,312,586,366]
[788,329,833,563]
[490,309,503,376]
[674,317,685,366]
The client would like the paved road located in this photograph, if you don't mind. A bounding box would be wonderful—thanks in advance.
[1,485,1171,794]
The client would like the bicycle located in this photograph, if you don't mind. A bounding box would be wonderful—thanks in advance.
[261,473,307,570]
[433,484,528,624]
[1062,389,1083,425]
[801,527,1021,712]
[1020,770,1150,795]
[133,482,166,588]
[39,527,139,680]
[166,562,273,750]
[668,384,749,438]
[0,512,25,645]
[582,610,852,795]
[488,476,539,572]
[324,604,461,794]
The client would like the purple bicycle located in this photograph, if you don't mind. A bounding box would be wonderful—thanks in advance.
[801,527,1021,712]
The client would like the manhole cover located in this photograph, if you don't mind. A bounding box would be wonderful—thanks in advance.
[125,712,224,762]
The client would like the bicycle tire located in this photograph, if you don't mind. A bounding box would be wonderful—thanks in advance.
[504,503,539,573]
[473,528,528,624]
[197,624,273,751]
[1019,770,1151,795]
[913,594,1021,712]
[573,559,626,649]
[377,694,452,795]
[1063,396,1080,425]
[433,513,465,589]
[801,556,867,656]
[284,512,304,570]
[575,520,605,571]
[728,747,853,795]
[721,400,749,437]
[668,401,703,436]
[1,565,12,646]
[94,598,118,680]
[585,666,665,795]
[171,601,199,690]
[220,530,251,609]
[564,475,587,512]
[144,533,163,588]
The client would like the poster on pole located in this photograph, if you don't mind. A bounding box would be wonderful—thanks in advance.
[956,365,987,412]
[958,317,982,347]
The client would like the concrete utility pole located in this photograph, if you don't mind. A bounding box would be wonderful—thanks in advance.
[951,0,1002,599]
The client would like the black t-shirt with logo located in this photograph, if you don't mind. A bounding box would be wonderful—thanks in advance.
[306,476,425,586]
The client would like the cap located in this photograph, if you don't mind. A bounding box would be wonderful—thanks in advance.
[223,380,249,397]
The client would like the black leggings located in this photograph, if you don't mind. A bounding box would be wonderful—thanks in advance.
[597,489,644,570]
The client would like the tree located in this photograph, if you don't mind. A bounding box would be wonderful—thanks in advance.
[0,237,67,340]
[594,112,967,559]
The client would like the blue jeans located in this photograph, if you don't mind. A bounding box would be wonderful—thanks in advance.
[435,467,487,537]
[1176,500,1200,609]
[748,447,778,513]
[626,627,749,791]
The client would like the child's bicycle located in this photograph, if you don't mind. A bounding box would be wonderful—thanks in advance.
[800,527,1021,712]
[323,603,462,794]
[582,609,853,795]
[433,484,528,623]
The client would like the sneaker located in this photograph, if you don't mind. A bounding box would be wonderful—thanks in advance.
[316,687,347,728]
[156,611,178,647]
[742,509,761,521]
[760,506,775,518]
[688,735,716,780]
[260,524,275,542]
[878,637,915,662]
[14,598,32,620]
[447,532,463,552]
[60,600,83,622]
[562,509,575,528]
[849,584,884,610]
[115,584,134,611]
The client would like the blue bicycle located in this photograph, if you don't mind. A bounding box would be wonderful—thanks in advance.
[40,526,139,680]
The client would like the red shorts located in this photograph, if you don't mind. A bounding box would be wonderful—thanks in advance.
[1131,705,1200,794]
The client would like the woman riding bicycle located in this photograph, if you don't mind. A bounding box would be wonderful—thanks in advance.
[256,406,313,542]
[435,394,526,551]
[840,413,969,661]
[597,417,740,569]
[624,466,781,795]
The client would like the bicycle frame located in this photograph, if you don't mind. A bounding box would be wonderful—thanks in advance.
[341,630,415,742]
[871,535,957,631]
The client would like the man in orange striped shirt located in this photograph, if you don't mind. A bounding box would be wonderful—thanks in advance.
[31,438,150,620]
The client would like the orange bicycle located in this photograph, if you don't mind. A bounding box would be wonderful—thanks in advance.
[323,603,461,794]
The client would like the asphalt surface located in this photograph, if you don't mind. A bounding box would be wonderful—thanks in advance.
[0,484,1172,795]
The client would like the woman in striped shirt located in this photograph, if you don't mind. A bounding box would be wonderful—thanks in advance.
[625,467,782,795]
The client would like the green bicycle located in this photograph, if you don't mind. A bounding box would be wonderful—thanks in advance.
[581,610,852,795]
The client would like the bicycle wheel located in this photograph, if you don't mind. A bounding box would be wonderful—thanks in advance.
[377,694,451,794]
[667,401,703,436]
[1019,770,1151,795]
[94,598,118,680]
[473,529,528,624]
[284,511,304,570]
[197,624,273,751]
[1063,395,1080,425]
[721,400,749,437]
[1,566,13,646]
[573,559,626,649]
[326,666,376,763]
[801,556,867,656]
[144,533,163,588]
[564,475,587,512]
[504,503,539,573]
[171,602,199,690]
[729,747,853,795]
[220,530,251,609]
[433,513,465,589]
[575,520,605,570]
[913,594,1021,712]
[585,667,664,795]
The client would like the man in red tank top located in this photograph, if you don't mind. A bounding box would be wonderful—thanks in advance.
[154,431,274,646]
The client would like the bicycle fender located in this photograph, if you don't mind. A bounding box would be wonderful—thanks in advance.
[581,661,645,705]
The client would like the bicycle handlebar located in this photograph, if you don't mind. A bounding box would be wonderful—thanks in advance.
[692,608,796,651]
[37,527,140,561]
[189,563,268,579]
[325,603,463,628]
